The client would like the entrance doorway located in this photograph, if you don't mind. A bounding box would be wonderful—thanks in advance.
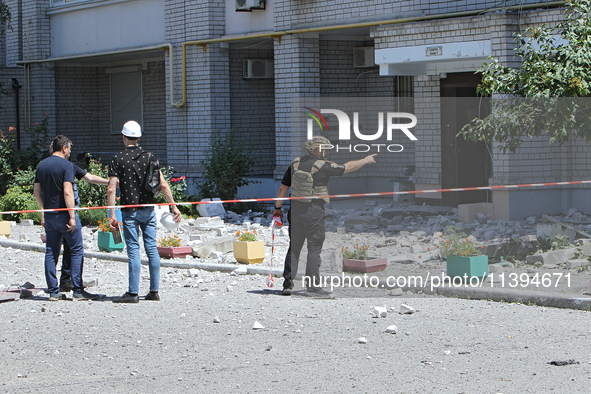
[440,72,491,206]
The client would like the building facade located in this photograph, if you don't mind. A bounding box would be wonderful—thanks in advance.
[0,0,588,219]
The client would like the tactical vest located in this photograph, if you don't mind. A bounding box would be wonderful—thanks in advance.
[290,157,330,203]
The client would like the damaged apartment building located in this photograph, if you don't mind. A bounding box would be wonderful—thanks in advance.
[0,0,589,219]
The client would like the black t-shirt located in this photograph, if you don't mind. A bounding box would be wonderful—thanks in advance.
[281,154,345,187]
[34,155,75,210]
[108,146,155,209]
[72,164,87,207]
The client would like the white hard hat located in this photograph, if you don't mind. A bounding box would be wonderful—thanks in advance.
[122,121,142,138]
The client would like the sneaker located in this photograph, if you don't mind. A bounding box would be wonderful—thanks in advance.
[306,287,332,297]
[59,281,73,292]
[113,292,139,303]
[72,291,100,301]
[49,292,66,301]
[144,291,160,301]
[281,287,292,296]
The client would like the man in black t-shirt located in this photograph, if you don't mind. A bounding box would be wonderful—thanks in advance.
[58,163,110,292]
[34,135,100,301]
[107,121,181,303]
[273,136,377,296]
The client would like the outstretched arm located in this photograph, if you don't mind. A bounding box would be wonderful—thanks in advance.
[159,171,182,223]
[344,154,377,173]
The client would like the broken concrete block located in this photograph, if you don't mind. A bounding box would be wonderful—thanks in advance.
[189,234,202,242]
[213,317,221,323]
[566,207,577,217]
[196,199,226,218]
[358,337,368,344]
[193,246,213,258]
[537,223,575,242]
[565,259,589,270]
[232,266,247,275]
[385,325,397,334]
[373,306,387,318]
[187,269,200,277]
[388,288,404,296]
[336,227,347,234]
[400,304,415,314]
[526,217,537,225]
[20,219,34,226]
[458,203,493,224]
[253,321,264,330]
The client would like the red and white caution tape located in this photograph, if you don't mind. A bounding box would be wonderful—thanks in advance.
[3,179,591,215]
[265,215,283,289]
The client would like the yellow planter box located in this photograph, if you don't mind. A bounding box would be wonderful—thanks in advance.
[233,240,265,264]
[0,221,10,238]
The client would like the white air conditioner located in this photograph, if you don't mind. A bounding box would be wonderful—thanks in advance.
[353,46,376,68]
[236,0,265,11]
[243,59,273,79]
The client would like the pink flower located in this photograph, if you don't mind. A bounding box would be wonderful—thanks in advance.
[181,176,186,180]
[8,127,14,131]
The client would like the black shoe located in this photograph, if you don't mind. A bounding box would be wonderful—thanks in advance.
[306,287,332,297]
[49,292,67,301]
[281,288,292,296]
[113,292,139,303]
[72,291,100,301]
[59,281,73,292]
[144,291,160,301]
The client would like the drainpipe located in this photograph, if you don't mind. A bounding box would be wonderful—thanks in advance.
[11,79,22,150]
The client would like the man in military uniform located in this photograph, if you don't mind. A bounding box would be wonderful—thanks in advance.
[273,136,377,296]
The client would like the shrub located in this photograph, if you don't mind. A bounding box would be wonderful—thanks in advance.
[8,167,36,194]
[196,129,259,201]
[0,186,37,222]
[77,157,108,208]
[78,209,107,227]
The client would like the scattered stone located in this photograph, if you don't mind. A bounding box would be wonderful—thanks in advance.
[548,359,579,366]
[232,266,247,276]
[385,325,397,334]
[213,317,221,323]
[358,337,368,344]
[373,306,387,318]
[388,288,404,296]
[253,321,264,330]
[20,219,34,226]
[400,304,416,314]
[189,234,202,241]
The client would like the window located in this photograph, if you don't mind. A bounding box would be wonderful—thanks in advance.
[110,71,143,134]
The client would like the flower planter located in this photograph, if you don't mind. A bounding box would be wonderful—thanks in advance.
[97,231,125,252]
[446,255,488,280]
[157,246,192,259]
[343,257,387,273]
[0,221,10,238]
[233,240,265,264]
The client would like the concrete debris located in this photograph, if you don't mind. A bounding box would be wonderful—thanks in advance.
[385,325,397,334]
[388,288,404,296]
[358,337,368,344]
[253,321,264,330]
[400,304,416,314]
[20,219,34,226]
[373,306,388,318]
[213,317,221,323]
[232,266,248,276]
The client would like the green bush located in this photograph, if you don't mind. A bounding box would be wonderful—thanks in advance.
[156,165,188,204]
[0,186,38,222]
[196,129,259,201]
[77,157,108,208]
[78,208,107,227]
[8,167,36,194]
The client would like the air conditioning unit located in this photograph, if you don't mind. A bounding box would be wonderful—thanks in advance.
[236,0,265,11]
[353,46,375,68]
[243,59,273,79]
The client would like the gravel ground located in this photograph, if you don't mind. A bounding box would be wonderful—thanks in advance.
[2,222,591,393]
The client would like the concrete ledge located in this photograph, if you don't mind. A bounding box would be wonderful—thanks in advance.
[0,239,283,277]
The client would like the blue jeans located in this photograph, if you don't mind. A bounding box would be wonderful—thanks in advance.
[121,208,160,294]
[44,212,84,294]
